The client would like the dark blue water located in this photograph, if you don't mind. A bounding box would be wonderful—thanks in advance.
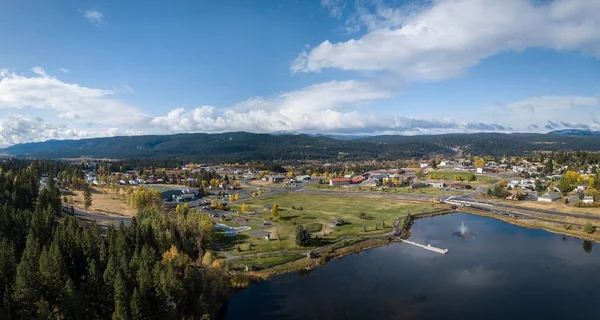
[224,213,600,320]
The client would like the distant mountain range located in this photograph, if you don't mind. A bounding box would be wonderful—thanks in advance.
[3,131,600,162]
[547,129,600,136]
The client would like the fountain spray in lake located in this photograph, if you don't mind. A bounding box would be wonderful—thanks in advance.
[453,221,475,239]
[459,222,468,235]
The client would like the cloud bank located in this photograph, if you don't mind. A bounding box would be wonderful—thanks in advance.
[295,0,600,80]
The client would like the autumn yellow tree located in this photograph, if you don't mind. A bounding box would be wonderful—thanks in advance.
[234,193,239,201]
[251,192,256,198]
[272,204,279,219]
[499,179,508,188]
[241,203,248,213]
[201,251,214,267]
[161,245,179,264]
[473,156,485,167]
[589,177,596,189]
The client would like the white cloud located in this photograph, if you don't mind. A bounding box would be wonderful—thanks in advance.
[31,66,47,77]
[0,114,129,146]
[84,10,104,26]
[321,0,346,19]
[150,79,517,135]
[498,96,598,114]
[481,95,600,131]
[59,68,69,73]
[0,68,148,126]
[294,0,600,81]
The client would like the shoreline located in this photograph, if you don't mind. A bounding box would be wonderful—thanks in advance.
[461,207,600,242]
[226,206,599,283]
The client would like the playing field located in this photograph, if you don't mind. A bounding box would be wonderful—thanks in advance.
[218,192,443,255]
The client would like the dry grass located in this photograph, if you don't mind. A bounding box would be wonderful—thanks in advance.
[65,187,137,217]
[486,196,600,216]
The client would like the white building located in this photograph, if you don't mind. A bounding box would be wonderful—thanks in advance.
[537,192,561,202]
[420,163,429,169]
[583,196,594,204]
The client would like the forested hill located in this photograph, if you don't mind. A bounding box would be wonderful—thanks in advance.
[3,132,600,161]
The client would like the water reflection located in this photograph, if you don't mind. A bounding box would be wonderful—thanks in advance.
[583,240,593,253]
[225,213,600,320]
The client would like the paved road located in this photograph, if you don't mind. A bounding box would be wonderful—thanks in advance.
[450,192,600,222]
[69,206,132,225]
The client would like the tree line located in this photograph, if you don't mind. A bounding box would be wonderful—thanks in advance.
[0,163,232,319]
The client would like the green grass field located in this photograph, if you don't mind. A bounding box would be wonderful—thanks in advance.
[227,254,305,271]
[429,171,500,184]
[217,193,442,255]
[145,184,179,192]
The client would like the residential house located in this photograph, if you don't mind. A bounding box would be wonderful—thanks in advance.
[351,176,366,184]
[296,175,311,181]
[361,178,379,187]
[269,175,286,183]
[576,185,589,193]
[582,196,594,204]
[420,163,429,169]
[508,180,521,189]
[440,160,455,166]
[476,167,499,174]
[427,182,445,188]
[263,204,273,212]
[330,178,351,186]
[537,192,562,202]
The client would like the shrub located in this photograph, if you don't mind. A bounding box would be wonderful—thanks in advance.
[583,222,595,234]
[305,223,323,233]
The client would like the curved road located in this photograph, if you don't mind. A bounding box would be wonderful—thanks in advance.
[70,207,132,225]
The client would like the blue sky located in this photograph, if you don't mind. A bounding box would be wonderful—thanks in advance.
[0,0,599,145]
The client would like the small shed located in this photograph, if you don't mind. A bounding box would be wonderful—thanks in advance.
[332,218,344,226]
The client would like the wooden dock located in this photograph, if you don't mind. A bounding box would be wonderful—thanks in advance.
[400,239,448,254]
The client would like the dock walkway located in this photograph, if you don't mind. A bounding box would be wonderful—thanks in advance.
[400,239,448,254]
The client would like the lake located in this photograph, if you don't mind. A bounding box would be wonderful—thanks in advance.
[224,213,600,320]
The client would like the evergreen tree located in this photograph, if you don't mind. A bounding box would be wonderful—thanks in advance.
[12,232,41,317]
[84,184,93,212]
[0,239,16,304]
[112,271,129,320]
[130,288,142,320]
[38,241,65,312]
[295,225,311,247]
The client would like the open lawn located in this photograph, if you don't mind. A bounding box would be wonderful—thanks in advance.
[227,254,305,271]
[427,171,500,184]
[145,184,185,192]
[216,192,443,255]
[64,187,137,217]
